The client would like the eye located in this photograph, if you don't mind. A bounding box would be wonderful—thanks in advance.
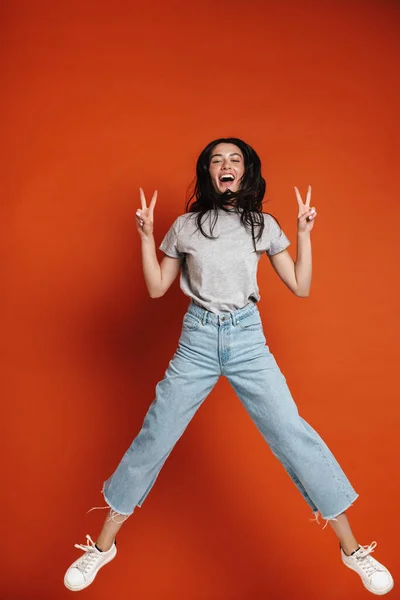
[232,159,240,163]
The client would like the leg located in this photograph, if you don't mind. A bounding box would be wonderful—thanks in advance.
[95,510,129,552]
[224,316,359,522]
[92,309,220,534]
[94,333,221,552]
[65,310,220,591]
[328,511,359,556]
[222,310,393,595]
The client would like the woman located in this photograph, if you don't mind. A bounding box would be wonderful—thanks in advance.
[64,138,394,595]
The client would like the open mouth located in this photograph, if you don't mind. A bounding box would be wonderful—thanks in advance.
[219,174,235,184]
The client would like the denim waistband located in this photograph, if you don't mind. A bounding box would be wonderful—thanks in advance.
[187,300,259,326]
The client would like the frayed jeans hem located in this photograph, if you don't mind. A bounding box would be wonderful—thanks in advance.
[102,489,135,517]
[310,493,359,529]
[85,486,136,522]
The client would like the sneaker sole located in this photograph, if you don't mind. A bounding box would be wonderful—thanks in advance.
[342,556,394,596]
[64,546,117,592]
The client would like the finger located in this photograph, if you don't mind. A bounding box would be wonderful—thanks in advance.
[135,216,144,230]
[304,206,316,217]
[294,186,304,209]
[137,206,151,224]
[300,206,316,221]
[305,185,312,207]
[135,216,144,228]
[149,190,158,215]
[136,210,145,227]
[139,188,147,211]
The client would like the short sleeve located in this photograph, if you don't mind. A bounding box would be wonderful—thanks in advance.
[159,218,184,258]
[265,214,291,256]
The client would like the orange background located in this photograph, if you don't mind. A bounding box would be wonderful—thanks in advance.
[3,1,399,598]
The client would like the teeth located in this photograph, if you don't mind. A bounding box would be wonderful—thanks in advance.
[220,175,234,182]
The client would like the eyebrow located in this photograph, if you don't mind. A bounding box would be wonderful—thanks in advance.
[210,152,243,159]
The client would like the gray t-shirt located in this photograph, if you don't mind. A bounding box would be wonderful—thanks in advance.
[159,209,290,314]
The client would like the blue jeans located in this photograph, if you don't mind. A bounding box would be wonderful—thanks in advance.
[100,301,358,522]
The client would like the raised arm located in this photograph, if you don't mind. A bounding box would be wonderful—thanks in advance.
[136,189,182,298]
[268,186,317,298]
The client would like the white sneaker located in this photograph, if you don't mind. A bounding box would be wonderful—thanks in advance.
[64,534,117,592]
[341,541,394,595]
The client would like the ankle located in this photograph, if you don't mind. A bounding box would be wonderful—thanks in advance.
[95,538,116,552]
[340,542,360,556]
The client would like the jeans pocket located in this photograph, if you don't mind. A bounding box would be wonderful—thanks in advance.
[182,313,201,331]
[237,312,263,331]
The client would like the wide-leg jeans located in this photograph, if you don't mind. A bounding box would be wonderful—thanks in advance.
[100,301,358,523]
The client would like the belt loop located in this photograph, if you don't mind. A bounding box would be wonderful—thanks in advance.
[202,310,207,326]
[231,311,237,326]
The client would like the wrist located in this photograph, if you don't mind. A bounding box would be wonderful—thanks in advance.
[141,233,155,244]
[297,229,311,237]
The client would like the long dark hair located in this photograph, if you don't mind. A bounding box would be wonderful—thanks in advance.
[185,137,267,251]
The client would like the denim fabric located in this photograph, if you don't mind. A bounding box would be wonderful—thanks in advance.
[102,301,358,520]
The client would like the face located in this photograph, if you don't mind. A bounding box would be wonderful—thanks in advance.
[208,143,245,194]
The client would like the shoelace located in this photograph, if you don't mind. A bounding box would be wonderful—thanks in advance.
[74,534,101,574]
[353,541,380,576]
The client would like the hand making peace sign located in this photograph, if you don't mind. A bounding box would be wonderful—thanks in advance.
[295,185,317,233]
[136,188,158,238]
